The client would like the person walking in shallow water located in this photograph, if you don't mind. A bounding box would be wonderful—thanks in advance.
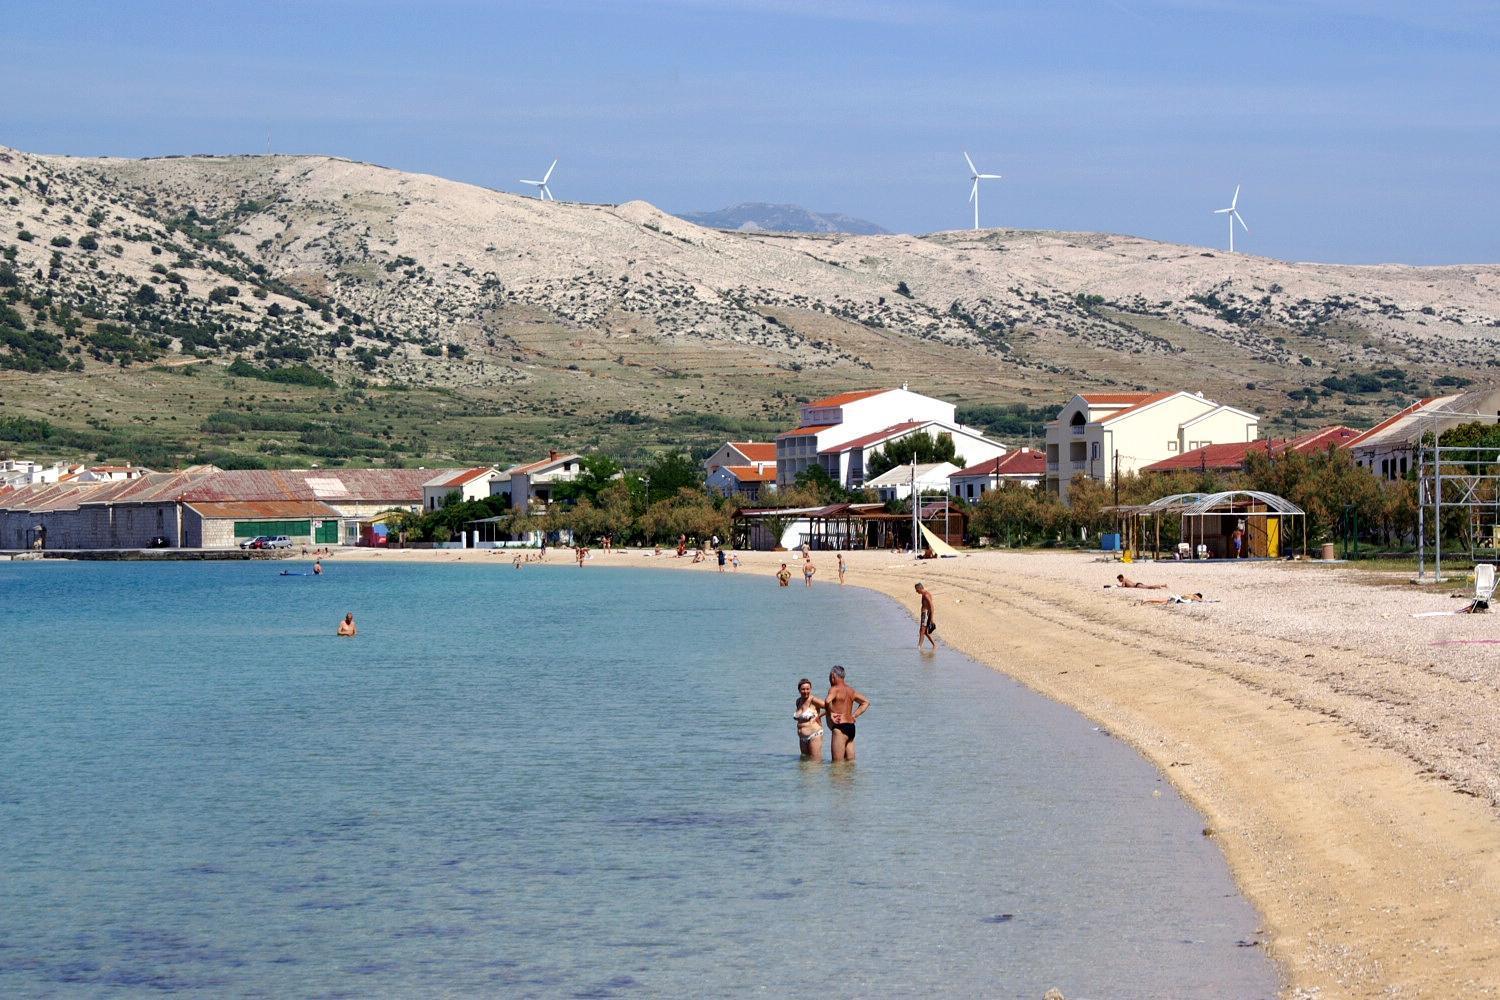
[836,553,846,585]
[802,559,816,587]
[776,563,792,587]
[915,582,937,650]
[824,665,868,762]
[337,613,357,637]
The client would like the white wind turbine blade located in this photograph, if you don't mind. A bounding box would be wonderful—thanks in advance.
[1230,184,1240,210]
[1213,206,1231,214]
[969,179,978,203]
[978,173,1002,180]
[519,179,542,185]
[964,151,978,176]
[1234,211,1248,232]
[542,159,557,183]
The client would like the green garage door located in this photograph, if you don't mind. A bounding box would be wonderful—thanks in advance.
[315,520,339,544]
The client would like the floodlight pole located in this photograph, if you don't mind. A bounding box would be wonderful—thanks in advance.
[1417,443,1426,581]
[911,464,919,555]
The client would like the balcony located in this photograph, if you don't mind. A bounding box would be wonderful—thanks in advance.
[1069,460,1089,471]
[1070,426,1086,436]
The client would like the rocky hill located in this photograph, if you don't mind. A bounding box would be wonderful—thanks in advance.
[1,144,1497,467]
[677,202,890,235]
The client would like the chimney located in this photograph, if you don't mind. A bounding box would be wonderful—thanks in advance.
[549,449,560,461]
[901,381,909,391]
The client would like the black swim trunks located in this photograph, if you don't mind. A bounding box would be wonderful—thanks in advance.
[833,721,856,740]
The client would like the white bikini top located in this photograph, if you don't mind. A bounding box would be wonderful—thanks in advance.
[794,707,817,722]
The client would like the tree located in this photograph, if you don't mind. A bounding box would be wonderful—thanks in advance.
[133,283,159,306]
[792,463,849,502]
[971,483,1069,547]
[866,431,958,478]
[553,453,622,505]
[642,452,699,503]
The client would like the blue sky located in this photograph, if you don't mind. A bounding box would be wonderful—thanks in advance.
[4,0,1497,263]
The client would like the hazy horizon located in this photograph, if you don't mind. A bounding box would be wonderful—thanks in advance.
[4,0,1497,265]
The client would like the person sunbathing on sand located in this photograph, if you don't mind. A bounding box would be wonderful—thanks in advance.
[1116,573,1166,590]
[1142,592,1207,605]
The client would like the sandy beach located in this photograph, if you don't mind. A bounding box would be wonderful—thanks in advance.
[331,544,1500,998]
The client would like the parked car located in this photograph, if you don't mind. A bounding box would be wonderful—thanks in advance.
[239,535,271,550]
[262,535,293,550]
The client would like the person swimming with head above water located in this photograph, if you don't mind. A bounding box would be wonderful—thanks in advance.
[337,613,357,637]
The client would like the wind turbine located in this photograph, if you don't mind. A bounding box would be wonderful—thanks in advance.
[964,151,1001,231]
[1213,184,1248,252]
[520,159,557,201]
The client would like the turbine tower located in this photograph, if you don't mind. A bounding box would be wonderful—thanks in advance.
[1213,184,1248,252]
[964,151,1001,231]
[520,159,558,201]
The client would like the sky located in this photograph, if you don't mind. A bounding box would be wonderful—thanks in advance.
[3,0,1497,264]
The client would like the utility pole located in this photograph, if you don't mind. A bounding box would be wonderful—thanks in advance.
[1113,449,1120,506]
[911,463,919,555]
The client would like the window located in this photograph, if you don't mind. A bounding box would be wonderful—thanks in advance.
[1400,456,1408,476]
[966,483,975,499]
[1090,442,1099,460]
[1381,459,1390,478]
[979,483,987,494]
[1167,441,1178,452]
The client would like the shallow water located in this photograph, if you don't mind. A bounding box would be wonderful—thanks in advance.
[0,560,1276,998]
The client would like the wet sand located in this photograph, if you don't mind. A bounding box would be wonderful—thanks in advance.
[332,545,1500,998]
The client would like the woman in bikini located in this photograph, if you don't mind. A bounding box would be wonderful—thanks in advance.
[794,678,827,759]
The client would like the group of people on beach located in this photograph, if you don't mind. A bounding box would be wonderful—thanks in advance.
[775,545,847,589]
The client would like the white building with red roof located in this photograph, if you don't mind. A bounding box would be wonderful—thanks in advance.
[421,466,506,511]
[504,450,582,511]
[1044,391,1259,503]
[949,448,1048,500]
[1345,387,1500,481]
[703,441,778,499]
[1140,426,1359,476]
[774,385,1005,489]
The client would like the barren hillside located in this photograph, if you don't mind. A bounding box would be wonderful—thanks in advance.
[1,144,1496,467]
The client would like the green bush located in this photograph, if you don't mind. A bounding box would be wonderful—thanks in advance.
[0,415,53,441]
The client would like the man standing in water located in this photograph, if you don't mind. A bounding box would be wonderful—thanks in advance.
[915,583,937,650]
[825,665,869,762]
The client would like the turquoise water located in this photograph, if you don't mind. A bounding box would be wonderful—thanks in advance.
[0,561,1276,998]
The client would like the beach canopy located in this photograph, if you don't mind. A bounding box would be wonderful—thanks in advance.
[1106,489,1307,560]
[919,523,961,558]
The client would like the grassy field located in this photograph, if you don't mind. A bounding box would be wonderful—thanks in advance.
[0,358,795,469]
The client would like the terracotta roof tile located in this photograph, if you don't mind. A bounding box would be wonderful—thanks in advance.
[806,389,890,408]
[1098,391,1178,423]
[777,424,835,439]
[951,449,1047,478]
[729,442,777,463]
[818,421,929,455]
[722,465,777,483]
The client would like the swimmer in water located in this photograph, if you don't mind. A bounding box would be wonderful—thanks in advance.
[337,613,357,637]
[313,560,323,576]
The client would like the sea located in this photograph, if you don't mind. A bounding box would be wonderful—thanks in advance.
[0,559,1277,998]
